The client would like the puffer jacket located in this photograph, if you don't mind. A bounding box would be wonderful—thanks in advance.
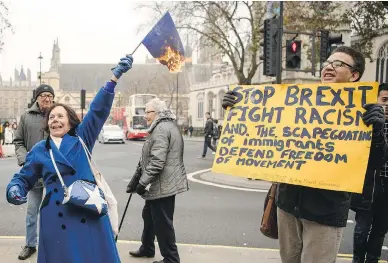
[138,110,188,200]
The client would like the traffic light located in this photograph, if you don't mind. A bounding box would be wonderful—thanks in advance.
[259,18,279,76]
[320,30,343,65]
[286,40,301,69]
[80,89,86,109]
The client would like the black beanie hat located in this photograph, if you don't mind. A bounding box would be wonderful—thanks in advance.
[35,84,55,99]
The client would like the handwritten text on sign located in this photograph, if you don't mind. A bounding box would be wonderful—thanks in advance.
[212,82,379,193]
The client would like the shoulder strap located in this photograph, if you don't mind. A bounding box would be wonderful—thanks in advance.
[49,149,69,197]
[78,137,102,181]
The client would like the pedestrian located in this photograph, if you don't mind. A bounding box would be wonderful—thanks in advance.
[12,83,56,260]
[126,97,188,263]
[4,121,14,144]
[189,125,193,137]
[199,112,216,158]
[6,55,133,263]
[0,122,3,145]
[350,82,388,263]
[12,122,17,131]
[222,46,387,263]
[212,119,219,148]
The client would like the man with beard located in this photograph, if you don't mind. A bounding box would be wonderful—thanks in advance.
[350,82,388,263]
[13,84,55,260]
[222,46,386,263]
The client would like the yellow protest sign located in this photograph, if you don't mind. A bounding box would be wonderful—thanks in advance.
[212,82,379,193]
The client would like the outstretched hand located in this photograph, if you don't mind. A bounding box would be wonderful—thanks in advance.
[7,185,27,205]
[112,55,133,80]
[222,90,238,110]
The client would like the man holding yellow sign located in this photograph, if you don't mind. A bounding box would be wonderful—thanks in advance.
[219,46,386,263]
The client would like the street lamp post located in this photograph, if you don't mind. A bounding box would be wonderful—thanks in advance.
[38,52,43,85]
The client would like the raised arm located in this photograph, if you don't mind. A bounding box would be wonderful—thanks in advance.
[76,55,133,150]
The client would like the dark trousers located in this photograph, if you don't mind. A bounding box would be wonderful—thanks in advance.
[353,178,388,263]
[140,195,180,263]
[202,136,216,157]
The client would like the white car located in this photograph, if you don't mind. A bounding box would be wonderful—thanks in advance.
[98,125,125,144]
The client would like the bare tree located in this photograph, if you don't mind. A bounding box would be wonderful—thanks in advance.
[138,1,388,82]
[0,1,12,52]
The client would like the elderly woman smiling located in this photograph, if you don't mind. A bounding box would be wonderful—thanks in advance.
[127,98,188,263]
[6,55,133,263]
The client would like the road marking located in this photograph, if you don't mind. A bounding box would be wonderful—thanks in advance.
[187,169,268,193]
[347,220,354,224]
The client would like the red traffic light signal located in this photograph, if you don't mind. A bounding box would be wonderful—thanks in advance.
[291,42,298,53]
[286,40,301,69]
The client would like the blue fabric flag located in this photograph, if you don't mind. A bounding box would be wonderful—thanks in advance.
[142,12,185,72]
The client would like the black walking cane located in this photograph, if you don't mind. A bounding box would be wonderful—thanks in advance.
[115,193,133,242]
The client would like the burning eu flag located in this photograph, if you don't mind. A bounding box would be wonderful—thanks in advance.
[142,12,186,73]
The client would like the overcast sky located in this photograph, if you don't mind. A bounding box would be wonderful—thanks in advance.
[0,0,164,82]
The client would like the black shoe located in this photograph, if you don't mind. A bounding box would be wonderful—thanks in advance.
[129,250,155,258]
[352,255,365,263]
[18,246,37,260]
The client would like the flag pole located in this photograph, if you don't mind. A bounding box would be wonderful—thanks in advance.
[129,41,143,56]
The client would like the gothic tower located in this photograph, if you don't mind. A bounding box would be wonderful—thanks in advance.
[50,38,61,71]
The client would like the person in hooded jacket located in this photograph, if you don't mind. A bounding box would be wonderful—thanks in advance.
[6,55,133,263]
[350,82,388,263]
[126,97,189,263]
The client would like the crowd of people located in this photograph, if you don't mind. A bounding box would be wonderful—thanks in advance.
[4,45,388,263]
[0,121,17,145]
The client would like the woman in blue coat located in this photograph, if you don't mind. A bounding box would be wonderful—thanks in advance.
[6,55,133,263]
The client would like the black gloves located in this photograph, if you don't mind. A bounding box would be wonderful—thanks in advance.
[126,182,136,194]
[136,184,146,196]
[222,90,237,110]
[126,163,142,193]
[362,103,385,139]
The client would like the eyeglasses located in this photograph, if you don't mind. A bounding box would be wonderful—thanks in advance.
[322,60,355,71]
[145,111,155,115]
[39,94,54,99]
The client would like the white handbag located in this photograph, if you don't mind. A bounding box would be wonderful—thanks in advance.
[79,137,119,235]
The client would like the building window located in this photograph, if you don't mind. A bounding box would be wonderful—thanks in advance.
[376,41,388,83]
[65,96,70,103]
[219,90,226,119]
[197,93,204,118]
[208,92,215,115]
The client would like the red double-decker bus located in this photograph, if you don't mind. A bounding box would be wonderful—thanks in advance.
[124,94,157,140]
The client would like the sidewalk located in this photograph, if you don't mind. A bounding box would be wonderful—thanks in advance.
[196,171,272,191]
[0,237,359,263]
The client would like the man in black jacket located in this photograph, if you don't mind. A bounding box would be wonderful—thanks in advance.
[350,82,388,263]
[200,112,216,158]
[222,46,387,263]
